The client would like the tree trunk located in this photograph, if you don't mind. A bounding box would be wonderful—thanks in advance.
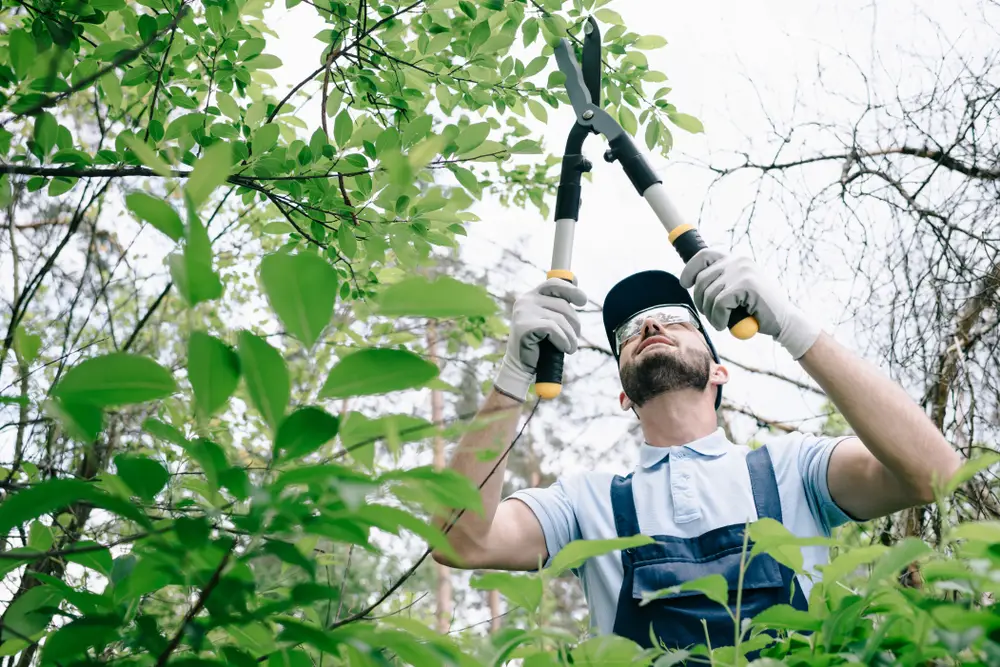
[427,322,453,634]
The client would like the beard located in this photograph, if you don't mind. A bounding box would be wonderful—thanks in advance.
[620,345,712,408]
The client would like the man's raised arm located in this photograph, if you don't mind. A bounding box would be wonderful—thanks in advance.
[680,248,961,522]
[430,279,587,571]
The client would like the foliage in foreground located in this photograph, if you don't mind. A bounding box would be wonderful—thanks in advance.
[0,0,997,665]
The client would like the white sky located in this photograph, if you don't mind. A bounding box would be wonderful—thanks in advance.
[263,0,989,453]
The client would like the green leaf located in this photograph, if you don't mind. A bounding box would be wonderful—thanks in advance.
[593,8,623,24]
[123,135,173,177]
[216,91,240,120]
[641,574,731,611]
[0,479,143,537]
[175,516,211,549]
[263,222,294,235]
[237,37,267,62]
[868,537,932,589]
[945,452,1000,493]
[13,326,41,365]
[28,521,53,551]
[749,517,804,572]
[458,0,477,18]
[949,520,1000,544]
[2,585,64,642]
[337,224,358,259]
[376,275,497,318]
[53,353,176,407]
[63,541,113,576]
[819,544,887,584]
[470,571,542,612]
[185,141,232,209]
[319,348,438,399]
[568,635,644,665]
[339,412,434,452]
[33,112,57,155]
[527,99,548,123]
[42,615,119,663]
[635,35,668,49]
[45,397,103,441]
[175,193,224,306]
[645,118,661,151]
[181,438,228,490]
[617,106,637,136]
[114,454,169,501]
[237,331,289,430]
[188,332,241,417]
[263,539,315,576]
[549,535,654,577]
[10,29,36,79]
[401,114,433,147]
[274,406,340,461]
[522,18,539,46]
[455,122,490,154]
[252,123,280,155]
[125,191,183,241]
[468,20,491,53]
[334,110,353,148]
[259,255,335,348]
[668,112,704,134]
[246,54,283,70]
[101,72,123,108]
[522,56,547,78]
[356,504,456,559]
[751,604,822,632]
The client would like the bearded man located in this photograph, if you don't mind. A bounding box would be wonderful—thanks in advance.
[431,247,959,653]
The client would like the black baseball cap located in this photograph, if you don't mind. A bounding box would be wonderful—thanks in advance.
[602,269,722,409]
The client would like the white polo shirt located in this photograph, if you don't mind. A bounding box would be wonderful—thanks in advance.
[505,429,854,635]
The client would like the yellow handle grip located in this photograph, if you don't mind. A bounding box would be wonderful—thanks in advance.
[668,225,759,340]
[534,269,575,399]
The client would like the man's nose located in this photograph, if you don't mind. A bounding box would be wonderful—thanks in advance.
[641,318,665,337]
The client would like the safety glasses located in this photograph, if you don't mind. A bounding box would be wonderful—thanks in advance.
[613,305,704,355]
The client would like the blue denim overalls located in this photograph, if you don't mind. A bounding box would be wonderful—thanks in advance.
[610,446,808,657]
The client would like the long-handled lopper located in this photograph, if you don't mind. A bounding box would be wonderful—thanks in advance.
[534,17,759,400]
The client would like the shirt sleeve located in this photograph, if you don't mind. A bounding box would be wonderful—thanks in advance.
[795,433,856,534]
[505,476,582,568]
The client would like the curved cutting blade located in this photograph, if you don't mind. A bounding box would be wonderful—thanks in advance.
[554,38,593,120]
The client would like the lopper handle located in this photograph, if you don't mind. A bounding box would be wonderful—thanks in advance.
[534,269,576,399]
[667,224,759,340]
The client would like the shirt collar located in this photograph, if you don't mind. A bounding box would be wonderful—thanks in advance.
[637,428,731,469]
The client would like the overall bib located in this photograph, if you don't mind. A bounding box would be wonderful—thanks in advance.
[610,446,808,659]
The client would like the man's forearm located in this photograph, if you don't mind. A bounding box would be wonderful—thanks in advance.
[798,332,961,500]
[433,388,523,559]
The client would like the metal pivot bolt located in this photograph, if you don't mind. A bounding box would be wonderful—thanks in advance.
[582,110,594,120]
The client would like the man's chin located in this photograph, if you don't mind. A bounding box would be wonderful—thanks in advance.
[638,342,675,357]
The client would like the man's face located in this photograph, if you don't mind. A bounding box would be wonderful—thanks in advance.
[616,312,715,408]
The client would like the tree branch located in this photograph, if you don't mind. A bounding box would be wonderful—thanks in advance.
[5,4,190,123]
[155,544,233,667]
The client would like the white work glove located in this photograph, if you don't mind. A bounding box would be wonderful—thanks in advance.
[494,278,588,401]
[679,248,821,360]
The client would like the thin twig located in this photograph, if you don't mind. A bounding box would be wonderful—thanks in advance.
[155,544,233,667]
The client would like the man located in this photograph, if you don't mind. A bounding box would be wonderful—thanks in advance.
[431,247,959,652]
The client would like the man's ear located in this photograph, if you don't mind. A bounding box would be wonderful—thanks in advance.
[619,390,633,412]
[710,362,730,387]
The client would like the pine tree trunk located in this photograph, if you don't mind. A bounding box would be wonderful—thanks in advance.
[427,322,453,633]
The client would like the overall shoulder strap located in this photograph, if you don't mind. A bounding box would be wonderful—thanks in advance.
[746,446,783,523]
[610,474,641,537]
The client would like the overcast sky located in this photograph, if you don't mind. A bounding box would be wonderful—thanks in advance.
[262,0,994,459]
